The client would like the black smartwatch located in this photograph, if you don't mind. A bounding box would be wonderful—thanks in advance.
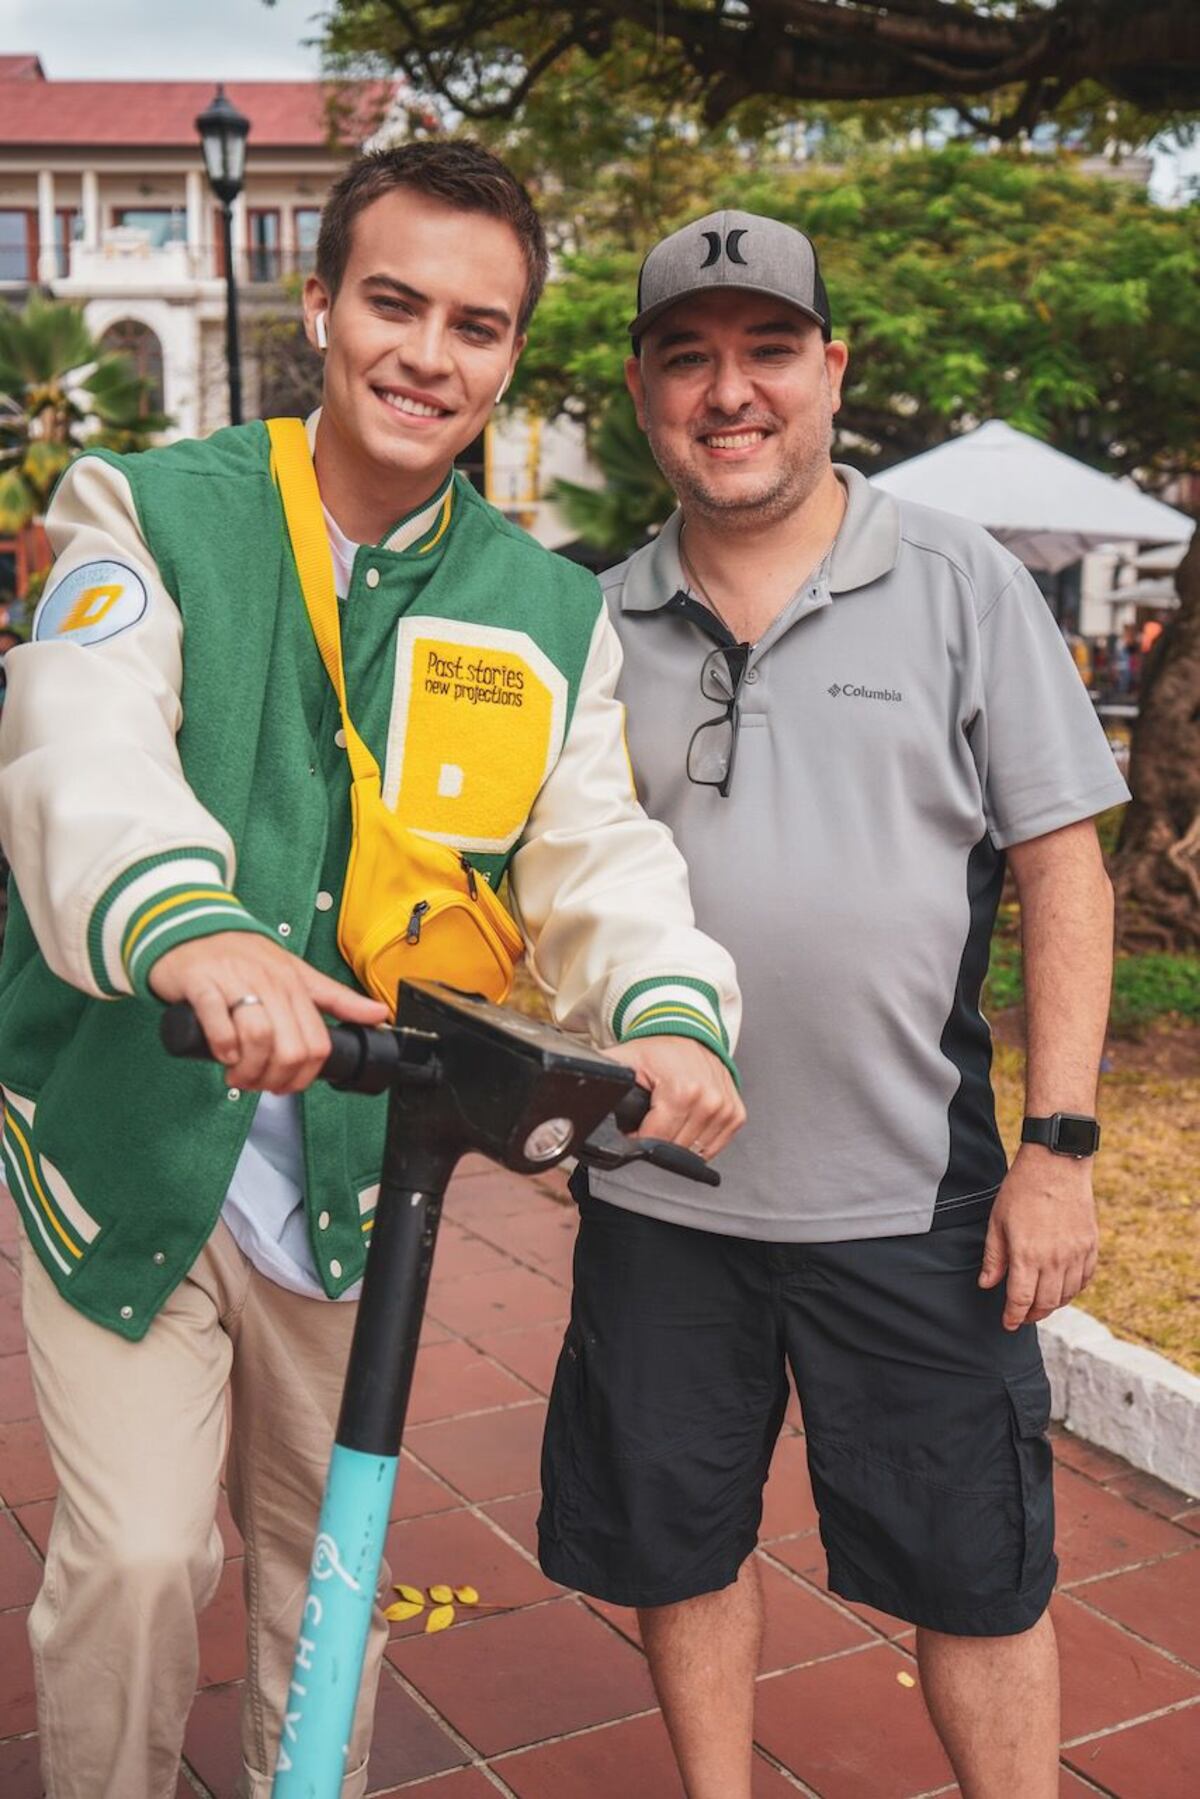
[1021,1113,1101,1158]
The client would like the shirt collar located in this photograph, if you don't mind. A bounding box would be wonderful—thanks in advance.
[618,463,901,614]
[827,464,901,594]
[304,407,456,556]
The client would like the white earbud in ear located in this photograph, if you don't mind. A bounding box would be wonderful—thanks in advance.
[495,370,512,403]
[314,312,328,352]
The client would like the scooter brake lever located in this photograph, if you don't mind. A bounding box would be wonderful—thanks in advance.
[577,1119,720,1188]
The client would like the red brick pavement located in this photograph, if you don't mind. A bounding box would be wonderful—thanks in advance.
[1,1166,1197,1797]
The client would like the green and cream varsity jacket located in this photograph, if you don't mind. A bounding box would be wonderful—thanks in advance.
[0,419,739,1339]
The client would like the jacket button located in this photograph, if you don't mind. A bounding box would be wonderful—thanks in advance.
[152,1251,166,1266]
[335,729,347,748]
[318,1210,331,1230]
[365,568,380,589]
[278,922,291,938]
[227,1087,241,1101]
[329,1259,343,1279]
[120,1305,133,1320]
[315,891,334,912]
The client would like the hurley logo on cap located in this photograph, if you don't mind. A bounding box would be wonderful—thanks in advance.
[700,228,748,267]
[630,208,832,345]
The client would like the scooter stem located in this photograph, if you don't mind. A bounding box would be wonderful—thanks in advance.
[273,1139,457,1796]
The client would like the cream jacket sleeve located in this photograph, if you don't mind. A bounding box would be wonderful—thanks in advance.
[0,455,271,999]
[508,605,741,1071]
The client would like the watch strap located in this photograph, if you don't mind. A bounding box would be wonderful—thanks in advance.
[1021,1113,1101,1157]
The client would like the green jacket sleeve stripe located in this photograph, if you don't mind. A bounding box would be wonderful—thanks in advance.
[88,847,271,999]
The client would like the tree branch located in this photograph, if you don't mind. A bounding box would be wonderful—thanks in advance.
[331,0,1200,136]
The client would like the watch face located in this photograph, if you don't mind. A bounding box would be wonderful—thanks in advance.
[1053,1114,1099,1155]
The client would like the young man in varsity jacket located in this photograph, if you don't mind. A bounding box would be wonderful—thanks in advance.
[0,142,743,1799]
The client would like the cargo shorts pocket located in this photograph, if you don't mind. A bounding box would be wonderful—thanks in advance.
[1004,1365,1055,1591]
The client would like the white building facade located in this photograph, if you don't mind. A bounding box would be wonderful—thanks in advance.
[0,55,592,552]
[0,56,377,439]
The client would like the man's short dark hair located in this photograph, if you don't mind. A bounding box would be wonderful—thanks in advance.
[316,139,549,334]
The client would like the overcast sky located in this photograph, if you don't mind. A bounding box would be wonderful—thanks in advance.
[2,0,1195,201]
[0,0,327,80]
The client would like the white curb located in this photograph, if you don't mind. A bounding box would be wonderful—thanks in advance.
[1039,1306,1200,1498]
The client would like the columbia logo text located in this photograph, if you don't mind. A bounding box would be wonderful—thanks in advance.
[828,682,903,702]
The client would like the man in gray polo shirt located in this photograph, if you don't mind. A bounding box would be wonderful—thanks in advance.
[537,211,1130,1798]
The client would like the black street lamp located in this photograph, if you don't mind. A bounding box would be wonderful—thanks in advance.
[195,84,250,427]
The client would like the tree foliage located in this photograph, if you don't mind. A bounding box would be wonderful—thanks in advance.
[314,3,1199,950]
[321,0,1200,149]
[0,294,169,534]
[550,391,673,556]
[517,149,1200,494]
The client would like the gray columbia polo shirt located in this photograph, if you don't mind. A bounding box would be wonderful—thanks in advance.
[591,465,1130,1242]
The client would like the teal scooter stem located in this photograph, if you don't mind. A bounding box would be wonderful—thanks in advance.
[162,980,718,1798]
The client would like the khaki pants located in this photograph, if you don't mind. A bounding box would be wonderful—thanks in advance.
[20,1221,390,1799]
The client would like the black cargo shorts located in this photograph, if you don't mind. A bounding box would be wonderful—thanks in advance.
[538,1184,1056,1636]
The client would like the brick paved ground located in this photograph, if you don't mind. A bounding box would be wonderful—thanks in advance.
[1,1159,1197,1797]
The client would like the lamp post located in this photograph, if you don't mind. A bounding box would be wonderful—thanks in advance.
[195,84,250,427]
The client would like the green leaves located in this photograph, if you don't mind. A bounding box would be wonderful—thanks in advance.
[550,391,674,554]
[0,293,93,393]
[22,440,72,490]
[0,295,170,532]
[0,467,35,535]
[515,143,1198,513]
[319,2,1200,152]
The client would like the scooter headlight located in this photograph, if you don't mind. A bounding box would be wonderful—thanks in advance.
[523,1117,574,1163]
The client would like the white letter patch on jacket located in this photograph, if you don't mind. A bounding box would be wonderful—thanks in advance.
[33,560,149,646]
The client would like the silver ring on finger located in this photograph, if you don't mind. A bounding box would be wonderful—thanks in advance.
[229,994,265,1016]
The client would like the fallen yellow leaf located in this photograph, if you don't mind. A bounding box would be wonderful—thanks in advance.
[393,1584,425,1607]
[428,1583,454,1604]
[454,1585,480,1606]
[426,1604,455,1633]
[897,1671,916,1688]
[384,1600,425,1623]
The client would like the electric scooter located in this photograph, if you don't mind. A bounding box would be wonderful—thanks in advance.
[162,979,718,1798]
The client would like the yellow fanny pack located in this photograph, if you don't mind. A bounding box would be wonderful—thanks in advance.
[267,417,523,1015]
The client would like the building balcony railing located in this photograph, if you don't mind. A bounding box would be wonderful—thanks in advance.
[1,230,320,295]
[243,245,317,285]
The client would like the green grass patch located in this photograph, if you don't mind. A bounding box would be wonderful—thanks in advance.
[984,938,1200,1038]
[1110,954,1200,1036]
[983,934,1025,1012]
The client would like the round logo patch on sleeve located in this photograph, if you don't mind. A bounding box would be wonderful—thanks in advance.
[33,560,149,646]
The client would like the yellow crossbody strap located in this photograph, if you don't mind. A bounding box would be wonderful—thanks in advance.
[266,417,378,789]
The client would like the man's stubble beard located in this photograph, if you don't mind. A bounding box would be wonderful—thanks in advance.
[645,396,835,533]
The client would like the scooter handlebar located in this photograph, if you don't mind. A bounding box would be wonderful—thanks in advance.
[612,1083,651,1135]
[159,1002,717,1184]
[158,1003,433,1095]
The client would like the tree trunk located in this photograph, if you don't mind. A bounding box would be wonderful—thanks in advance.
[1111,523,1200,951]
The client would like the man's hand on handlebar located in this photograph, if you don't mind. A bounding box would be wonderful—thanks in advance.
[604,1037,745,1162]
[149,934,389,1094]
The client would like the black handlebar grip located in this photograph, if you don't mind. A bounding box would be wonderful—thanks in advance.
[612,1082,652,1135]
[608,1083,720,1187]
[642,1141,721,1188]
[320,1027,374,1088]
[160,1001,370,1087]
[160,1002,212,1060]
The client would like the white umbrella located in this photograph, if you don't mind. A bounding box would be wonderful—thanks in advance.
[870,420,1195,574]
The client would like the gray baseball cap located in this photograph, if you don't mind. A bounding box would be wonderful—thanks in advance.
[630,209,831,345]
